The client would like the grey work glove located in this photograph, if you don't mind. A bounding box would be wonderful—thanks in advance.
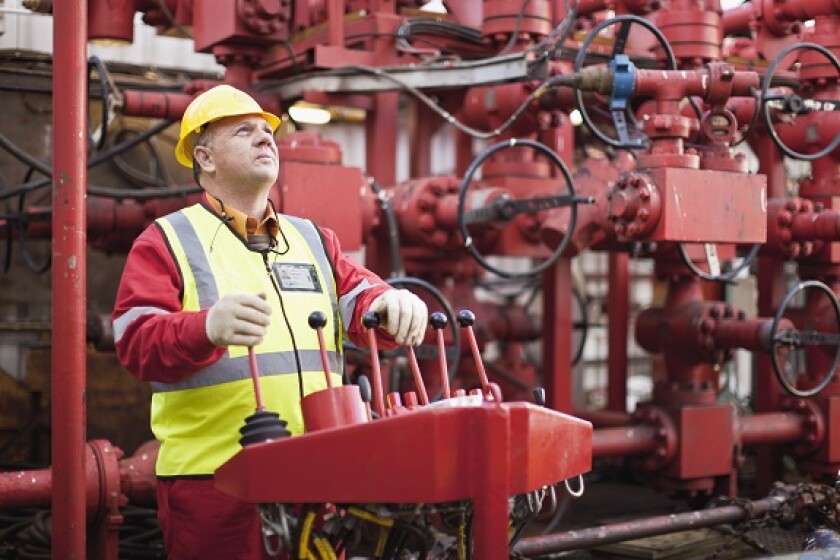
[369,289,428,346]
[205,293,272,347]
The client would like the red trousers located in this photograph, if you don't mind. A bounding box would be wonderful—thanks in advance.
[156,478,276,560]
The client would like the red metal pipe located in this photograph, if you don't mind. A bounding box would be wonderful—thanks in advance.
[0,440,157,515]
[592,425,659,457]
[122,90,194,120]
[513,495,785,555]
[607,252,629,412]
[542,259,574,412]
[722,3,756,35]
[575,409,633,427]
[740,412,807,445]
[52,0,88,556]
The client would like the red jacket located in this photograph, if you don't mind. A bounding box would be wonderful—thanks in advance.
[113,209,394,385]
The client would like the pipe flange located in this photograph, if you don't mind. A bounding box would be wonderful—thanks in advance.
[781,397,826,456]
[631,405,678,471]
[607,173,661,239]
[770,197,822,259]
[87,440,126,525]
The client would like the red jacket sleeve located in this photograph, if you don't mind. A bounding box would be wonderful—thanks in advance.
[318,226,399,350]
[112,225,224,383]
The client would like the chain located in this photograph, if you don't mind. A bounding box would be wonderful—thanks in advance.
[703,483,840,560]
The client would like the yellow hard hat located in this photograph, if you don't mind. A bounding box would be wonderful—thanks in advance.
[175,84,281,168]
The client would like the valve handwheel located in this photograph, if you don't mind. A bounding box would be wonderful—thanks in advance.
[677,242,762,283]
[761,42,840,161]
[458,138,592,278]
[386,276,461,388]
[768,280,840,398]
[572,15,683,149]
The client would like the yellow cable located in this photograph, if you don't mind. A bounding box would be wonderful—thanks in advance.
[375,526,390,557]
[298,511,317,560]
[347,506,395,527]
[457,519,466,560]
[314,537,336,560]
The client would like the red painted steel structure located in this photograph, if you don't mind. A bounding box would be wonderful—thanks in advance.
[10,0,839,556]
[52,1,89,558]
[216,399,593,560]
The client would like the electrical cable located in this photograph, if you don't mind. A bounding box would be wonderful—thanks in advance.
[16,190,50,274]
[396,18,486,60]
[0,131,52,177]
[530,0,580,60]
[366,175,402,278]
[334,64,581,140]
[263,250,306,401]
[0,120,202,202]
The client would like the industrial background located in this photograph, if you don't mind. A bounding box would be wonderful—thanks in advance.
[0,0,839,558]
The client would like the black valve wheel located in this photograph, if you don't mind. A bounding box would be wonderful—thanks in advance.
[386,277,461,393]
[677,242,761,283]
[769,280,840,398]
[573,15,682,149]
[458,138,591,279]
[761,42,840,161]
[87,55,122,151]
[346,276,461,401]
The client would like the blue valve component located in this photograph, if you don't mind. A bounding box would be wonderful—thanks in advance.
[608,54,643,148]
[609,54,636,111]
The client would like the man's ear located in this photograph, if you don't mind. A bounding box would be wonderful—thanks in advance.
[193,145,215,174]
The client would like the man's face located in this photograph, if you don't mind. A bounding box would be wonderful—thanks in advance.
[200,114,279,190]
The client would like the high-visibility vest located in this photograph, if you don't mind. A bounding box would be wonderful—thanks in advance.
[152,203,344,476]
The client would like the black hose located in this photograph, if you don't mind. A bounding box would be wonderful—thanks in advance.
[0,132,51,177]
[0,120,196,202]
[367,175,402,278]
[87,55,111,151]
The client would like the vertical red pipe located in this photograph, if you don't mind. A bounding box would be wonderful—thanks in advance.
[607,252,629,411]
[754,136,788,493]
[543,258,573,412]
[328,0,345,47]
[52,1,88,557]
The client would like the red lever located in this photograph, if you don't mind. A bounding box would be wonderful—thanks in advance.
[363,311,387,418]
[429,312,451,399]
[248,347,265,410]
[456,310,490,393]
[406,347,430,405]
[308,311,333,388]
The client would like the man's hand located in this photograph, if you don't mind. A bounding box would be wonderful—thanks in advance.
[205,293,272,347]
[369,289,428,346]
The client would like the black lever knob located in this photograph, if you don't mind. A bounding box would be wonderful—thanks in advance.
[308,311,328,329]
[362,311,381,329]
[430,311,448,330]
[456,309,475,327]
[533,387,546,407]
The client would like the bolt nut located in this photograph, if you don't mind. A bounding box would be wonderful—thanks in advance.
[778,210,793,227]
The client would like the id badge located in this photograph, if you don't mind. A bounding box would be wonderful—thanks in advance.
[272,263,323,293]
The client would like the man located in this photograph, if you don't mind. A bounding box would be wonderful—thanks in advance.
[112,84,427,559]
